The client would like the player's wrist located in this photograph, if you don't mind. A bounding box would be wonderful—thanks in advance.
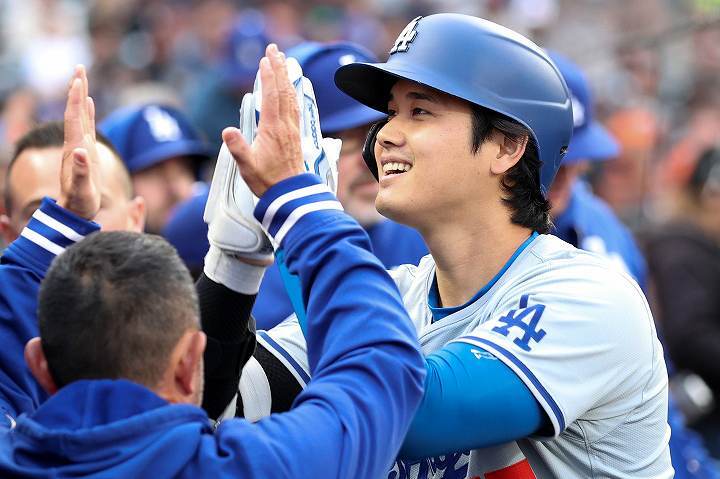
[203,245,267,294]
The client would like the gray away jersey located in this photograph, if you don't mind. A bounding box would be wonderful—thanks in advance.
[247,234,673,478]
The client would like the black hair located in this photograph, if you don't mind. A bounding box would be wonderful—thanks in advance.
[37,231,199,388]
[470,104,552,233]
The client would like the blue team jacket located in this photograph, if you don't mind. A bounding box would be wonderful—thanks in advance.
[0,175,426,478]
[254,218,428,329]
[0,199,100,429]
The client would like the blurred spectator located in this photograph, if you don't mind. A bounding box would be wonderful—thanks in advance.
[187,10,272,155]
[643,147,720,457]
[591,107,661,227]
[99,104,211,234]
[548,52,645,286]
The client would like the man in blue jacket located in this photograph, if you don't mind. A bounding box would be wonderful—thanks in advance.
[0,49,425,477]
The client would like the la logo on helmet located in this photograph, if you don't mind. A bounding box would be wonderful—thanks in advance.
[390,16,422,54]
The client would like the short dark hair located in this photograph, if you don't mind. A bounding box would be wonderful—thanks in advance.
[470,105,552,234]
[4,121,132,213]
[37,231,199,389]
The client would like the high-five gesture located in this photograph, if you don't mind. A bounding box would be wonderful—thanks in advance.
[222,44,305,197]
[58,65,102,220]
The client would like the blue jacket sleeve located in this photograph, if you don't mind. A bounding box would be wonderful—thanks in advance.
[214,174,426,479]
[0,198,99,427]
[399,342,547,460]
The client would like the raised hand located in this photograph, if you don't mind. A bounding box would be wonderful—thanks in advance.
[222,44,305,198]
[58,65,102,220]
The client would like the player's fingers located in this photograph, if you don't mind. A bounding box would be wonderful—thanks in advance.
[276,49,300,130]
[266,44,290,123]
[64,77,84,146]
[77,65,89,100]
[86,96,96,140]
[77,67,92,138]
[258,56,278,126]
[70,148,90,187]
[222,127,253,170]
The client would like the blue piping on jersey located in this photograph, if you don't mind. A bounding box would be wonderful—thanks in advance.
[258,331,311,385]
[456,335,566,432]
[428,232,539,322]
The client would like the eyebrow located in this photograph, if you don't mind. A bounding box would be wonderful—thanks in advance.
[388,90,441,104]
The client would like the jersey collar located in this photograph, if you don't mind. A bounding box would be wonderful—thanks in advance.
[428,231,539,322]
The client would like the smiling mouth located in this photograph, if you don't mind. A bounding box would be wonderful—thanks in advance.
[382,162,413,176]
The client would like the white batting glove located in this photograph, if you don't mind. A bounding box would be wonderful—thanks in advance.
[254,57,341,194]
[203,93,271,294]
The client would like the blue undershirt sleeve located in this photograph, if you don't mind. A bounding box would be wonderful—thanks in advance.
[399,341,548,460]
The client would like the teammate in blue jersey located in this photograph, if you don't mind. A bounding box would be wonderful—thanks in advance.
[0,50,426,478]
[549,51,719,479]
[233,14,673,478]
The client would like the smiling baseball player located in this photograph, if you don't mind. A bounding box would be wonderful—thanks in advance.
[218,14,673,479]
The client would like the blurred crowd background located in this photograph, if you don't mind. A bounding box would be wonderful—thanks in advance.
[1,0,720,462]
[1,0,720,224]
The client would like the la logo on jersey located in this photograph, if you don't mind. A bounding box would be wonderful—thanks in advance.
[491,294,547,352]
[390,16,422,54]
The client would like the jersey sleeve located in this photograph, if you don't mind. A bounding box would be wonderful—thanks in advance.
[452,263,662,437]
[0,198,100,420]
[215,174,426,479]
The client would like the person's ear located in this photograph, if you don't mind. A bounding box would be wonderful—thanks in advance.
[126,196,146,232]
[0,214,19,244]
[174,330,207,399]
[490,131,528,176]
[25,338,59,395]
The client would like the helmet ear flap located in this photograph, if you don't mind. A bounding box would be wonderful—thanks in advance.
[362,119,387,181]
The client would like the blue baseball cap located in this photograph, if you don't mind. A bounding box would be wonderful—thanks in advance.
[287,41,385,134]
[219,11,269,89]
[549,52,619,164]
[99,104,212,174]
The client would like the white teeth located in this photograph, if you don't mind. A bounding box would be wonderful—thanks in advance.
[382,162,412,174]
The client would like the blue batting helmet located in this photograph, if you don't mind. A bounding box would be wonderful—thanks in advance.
[287,41,385,134]
[99,104,211,174]
[335,14,573,195]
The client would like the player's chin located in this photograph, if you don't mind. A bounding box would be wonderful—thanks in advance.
[375,191,411,225]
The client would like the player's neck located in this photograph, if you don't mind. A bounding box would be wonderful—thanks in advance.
[425,219,532,308]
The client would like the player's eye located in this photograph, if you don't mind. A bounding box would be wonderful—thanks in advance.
[386,109,397,118]
[412,107,430,116]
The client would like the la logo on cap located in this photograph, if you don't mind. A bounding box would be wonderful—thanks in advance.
[390,16,422,54]
[144,106,182,142]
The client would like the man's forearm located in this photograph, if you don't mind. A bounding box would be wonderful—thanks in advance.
[197,273,257,419]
